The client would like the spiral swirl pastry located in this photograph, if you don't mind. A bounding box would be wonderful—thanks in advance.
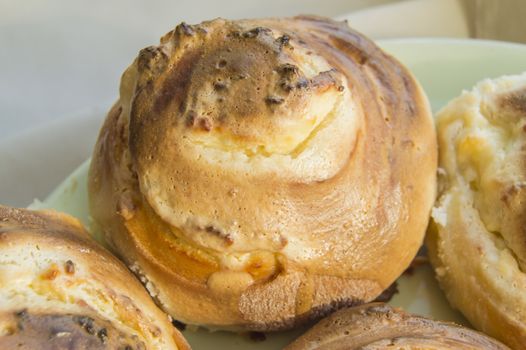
[0,206,189,350]
[89,16,436,330]
[285,303,509,349]
[428,73,526,349]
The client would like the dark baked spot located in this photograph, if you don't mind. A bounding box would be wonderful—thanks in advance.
[213,81,228,91]
[196,117,212,131]
[290,297,366,330]
[296,78,309,89]
[401,75,416,116]
[500,87,526,114]
[205,225,219,234]
[64,260,75,275]
[185,110,197,127]
[501,182,526,206]
[278,63,298,75]
[276,35,291,49]
[97,328,108,344]
[1,312,146,349]
[277,63,305,93]
[150,49,201,116]
[115,105,123,117]
[170,318,187,331]
[265,96,285,105]
[216,59,227,69]
[373,282,399,303]
[280,82,294,92]
[74,315,96,335]
[201,225,233,245]
[243,27,272,38]
[136,46,168,84]
[176,22,195,36]
[248,331,267,342]
[16,309,28,319]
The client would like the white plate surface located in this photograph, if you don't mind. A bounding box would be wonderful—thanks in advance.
[35,38,526,349]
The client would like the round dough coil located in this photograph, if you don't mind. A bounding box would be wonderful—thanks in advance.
[89,15,436,330]
[428,72,526,349]
[0,206,189,350]
[284,303,509,349]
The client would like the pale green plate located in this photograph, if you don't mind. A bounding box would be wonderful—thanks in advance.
[34,38,526,349]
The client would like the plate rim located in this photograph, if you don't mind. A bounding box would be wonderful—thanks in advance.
[377,36,526,50]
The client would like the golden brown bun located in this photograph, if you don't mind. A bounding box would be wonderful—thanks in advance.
[284,303,510,349]
[89,16,436,330]
[0,206,190,350]
[428,73,526,349]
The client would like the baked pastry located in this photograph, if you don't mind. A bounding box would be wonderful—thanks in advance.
[284,303,509,349]
[89,15,436,330]
[428,73,526,349]
[0,206,190,350]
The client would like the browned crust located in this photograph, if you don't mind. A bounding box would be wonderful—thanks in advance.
[427,74,526,350]
[284,303,510,349]
[88,15,436,331]
[0,206,190,350]
[0,311,146,350]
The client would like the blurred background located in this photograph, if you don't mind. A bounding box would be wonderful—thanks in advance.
[1,0,525,205]
[2,0,525,139]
